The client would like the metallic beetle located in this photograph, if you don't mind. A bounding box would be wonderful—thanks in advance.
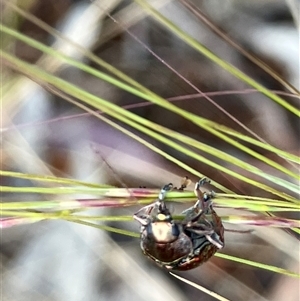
[133,177,224,270]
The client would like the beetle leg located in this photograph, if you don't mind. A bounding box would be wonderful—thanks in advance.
[185,223,215,236]
[133,202,155,219]
[158,183,173,201]
[157,182,173,212]
[205,233,224,249]
[133,214,150,226]
[134,181,172,220]
[194,178,214,212]
[133,201,158,225]
[181,179,213,220]
[133,182,173,224]
[186,221,224,249]
[198,177,211,186]
[183,178,224,249]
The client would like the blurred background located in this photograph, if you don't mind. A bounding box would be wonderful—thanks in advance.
[1,0,299,300]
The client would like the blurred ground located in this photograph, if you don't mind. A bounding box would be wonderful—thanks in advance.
[1,0,299,300]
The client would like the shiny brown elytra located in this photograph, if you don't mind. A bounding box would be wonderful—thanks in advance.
[133,178,224,271]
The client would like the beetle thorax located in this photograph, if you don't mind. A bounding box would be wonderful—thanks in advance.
[150,222,178,243]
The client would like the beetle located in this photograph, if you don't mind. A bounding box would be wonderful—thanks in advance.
[133,177,224,270]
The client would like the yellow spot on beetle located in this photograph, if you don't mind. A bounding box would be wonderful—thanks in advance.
[157,213,166,220]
